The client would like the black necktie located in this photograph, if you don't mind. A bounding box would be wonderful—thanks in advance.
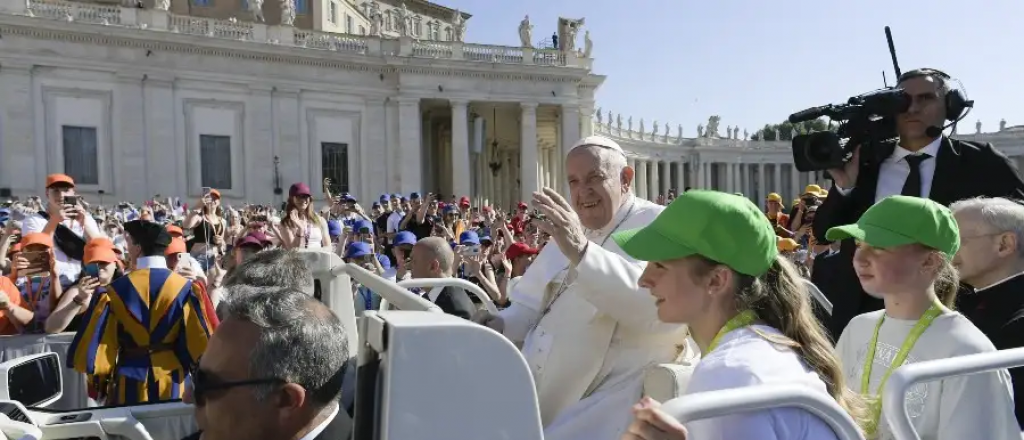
[901,153,932,197]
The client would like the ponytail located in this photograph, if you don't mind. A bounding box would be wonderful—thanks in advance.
[693,255,869,430]
[933,257,960,309]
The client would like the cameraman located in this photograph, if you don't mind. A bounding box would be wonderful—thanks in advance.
[813,68,1024,338]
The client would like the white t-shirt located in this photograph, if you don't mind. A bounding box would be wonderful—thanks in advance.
[836,310,1019,440]
[684,325,840,440]
[21,212,102,285]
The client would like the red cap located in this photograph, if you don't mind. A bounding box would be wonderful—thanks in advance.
[46,174,75,188]
[505,242,539,260]
[517,202,528,210]
[289,183,312,198]
[459,196,470,207]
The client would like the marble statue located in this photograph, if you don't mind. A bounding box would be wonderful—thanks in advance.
[639,118,645,136]
[664,123,670,140]
[726,126,732,139]
[976,120,982,134]
[697,124,704,138]
[595,107,602,124]
[706,116,720,138]
[582,30,593,58]
[248,0,264,23]
[366,1,382,36]
[627,116,633,132]
[743,129,749,140]
[518,15,533,48]
[394,2,412,37]
[653,121,659,139]
[451,9,465,42]
[677,124,683,140]
[560,17,584,52]
[154,0,169,10]
[1000,118,1007,131]
[774,128,781,140]
[279,0,295,26]
[616,114,622,131]
[607,110,613,127]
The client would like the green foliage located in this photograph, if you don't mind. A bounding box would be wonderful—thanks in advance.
[753,118,832,141]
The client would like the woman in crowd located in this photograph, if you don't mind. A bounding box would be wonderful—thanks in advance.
[44,239,122,333]
[183,188,226,270]
[615,190,864,440]
[7,233,64,334]
[275,183,330,249]
[827,195,1019,440]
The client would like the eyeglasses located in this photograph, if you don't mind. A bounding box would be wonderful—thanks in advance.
[189,358,285,404]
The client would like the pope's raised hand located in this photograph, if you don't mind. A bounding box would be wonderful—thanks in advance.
[532,188,588,266]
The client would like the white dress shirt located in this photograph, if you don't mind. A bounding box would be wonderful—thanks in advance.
[21,212,103,285]
[834,136,942,201]
[298,404,339,440]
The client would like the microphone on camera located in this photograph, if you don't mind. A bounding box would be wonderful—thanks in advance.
[925,126,944,138]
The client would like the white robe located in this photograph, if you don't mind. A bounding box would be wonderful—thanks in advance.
[499,195,690,440]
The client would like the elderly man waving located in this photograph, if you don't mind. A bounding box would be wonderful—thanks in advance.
[476,136,692,440]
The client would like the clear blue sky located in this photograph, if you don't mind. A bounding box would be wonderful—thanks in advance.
[443,0,1022,135]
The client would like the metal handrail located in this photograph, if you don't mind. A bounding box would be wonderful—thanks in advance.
[882,347,1024,440]
[660,383,864,440]
[397,278,499,314]
[802,279,833,316]
[332,263,442,313]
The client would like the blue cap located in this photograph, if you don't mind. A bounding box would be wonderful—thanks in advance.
[353,219,374,232]
[444,205,459,214]
[459,231,480,245]
[394,231,418,246]
[391,193,402,199]
[327,220,343,237]
[479,235,493,244]
[345,242,374,259]
[410,192,422,199]
[341,193,356,202]
[379,194,389,202]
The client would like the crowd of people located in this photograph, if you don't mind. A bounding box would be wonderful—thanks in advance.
[0,68,1023,440]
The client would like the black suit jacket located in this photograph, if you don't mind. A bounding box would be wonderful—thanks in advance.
[180,405,353,440]
[812,136,1024,338]
[433,286,477,320]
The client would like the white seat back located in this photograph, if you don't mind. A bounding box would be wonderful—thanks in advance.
[883,347,1024,440]
[0,413,42,440]
[393,278,499,313]
[298,250,360,353]
[659,383,864,440]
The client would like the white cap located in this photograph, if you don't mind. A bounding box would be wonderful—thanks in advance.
[569,135,626,156]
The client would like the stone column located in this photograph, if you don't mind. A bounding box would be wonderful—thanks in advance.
[520,102,539,203]
[636,160,648,200]
[450,99,471,198]
[757,163,766,202]
[560,104,581,194]
[773,163,782,197]
[580,105,595,138]
[790,164,799,200]
[144,74,183,198]
[651,161,661,199]
[397,97,422,194]
[115,72,148,202]
[726,162,735,192]
[627,158,637,194]
[661,161,671,196]
[363,97,388,200]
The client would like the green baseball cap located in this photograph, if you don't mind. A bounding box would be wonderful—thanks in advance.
[825,195,960,258]
[612,190,778,276]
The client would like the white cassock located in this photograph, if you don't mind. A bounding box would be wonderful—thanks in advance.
[499,194,692,440]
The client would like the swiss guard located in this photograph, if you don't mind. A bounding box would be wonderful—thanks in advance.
[68,220,218,405]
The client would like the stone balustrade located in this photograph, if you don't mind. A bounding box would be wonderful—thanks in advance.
[3,0,590,68]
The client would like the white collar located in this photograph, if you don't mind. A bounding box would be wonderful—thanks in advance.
[973,271,1024,293]
[585,194,637,240]
[890,136,942,162]
[135,255,168,270]
[298,404,339,440]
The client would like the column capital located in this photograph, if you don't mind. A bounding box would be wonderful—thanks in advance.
[520,102,539,111]
[449,98,470,107]
[396,96,421,106]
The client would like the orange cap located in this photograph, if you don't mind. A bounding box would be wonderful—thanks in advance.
[208,189,221,199]
[166,225,183,237]
[777,238,800,252]
[165,237,187,256]
[20,233,53,249]
[84,243,118,264]
[45,174,75,188]
[85,237,116,250]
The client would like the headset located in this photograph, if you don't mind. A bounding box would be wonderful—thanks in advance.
[897,68,973,122]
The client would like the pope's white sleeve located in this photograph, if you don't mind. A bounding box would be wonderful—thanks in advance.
[499,302,538,345]
[575,242,678,334]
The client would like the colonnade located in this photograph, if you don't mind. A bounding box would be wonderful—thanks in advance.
[627,156,829,203]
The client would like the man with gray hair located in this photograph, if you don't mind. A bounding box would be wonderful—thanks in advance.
[475,135,691,440]
[223,248,315,294]
[950,196,1024,427]
[183,285,351,440]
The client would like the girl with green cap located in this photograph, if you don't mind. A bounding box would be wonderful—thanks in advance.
[827,195,1018,440]
[613,190,865,440]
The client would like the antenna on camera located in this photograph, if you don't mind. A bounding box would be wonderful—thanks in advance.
[882,71,888,88]
[885,26,901,79]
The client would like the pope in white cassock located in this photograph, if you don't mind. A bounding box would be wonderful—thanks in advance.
[475,135,693,440]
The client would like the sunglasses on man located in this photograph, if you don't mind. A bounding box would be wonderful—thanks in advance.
[188,357,285,404]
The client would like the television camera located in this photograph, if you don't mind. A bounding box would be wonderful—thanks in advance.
[788,27,972,173]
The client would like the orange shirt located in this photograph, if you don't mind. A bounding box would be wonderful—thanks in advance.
[0,277,26,335]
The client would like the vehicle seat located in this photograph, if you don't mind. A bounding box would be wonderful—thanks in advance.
[643,338,699,403]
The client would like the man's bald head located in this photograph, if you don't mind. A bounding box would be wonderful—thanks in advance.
[411,236,454,278]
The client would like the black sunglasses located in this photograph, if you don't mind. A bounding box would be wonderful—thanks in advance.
[189,358,285,404]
